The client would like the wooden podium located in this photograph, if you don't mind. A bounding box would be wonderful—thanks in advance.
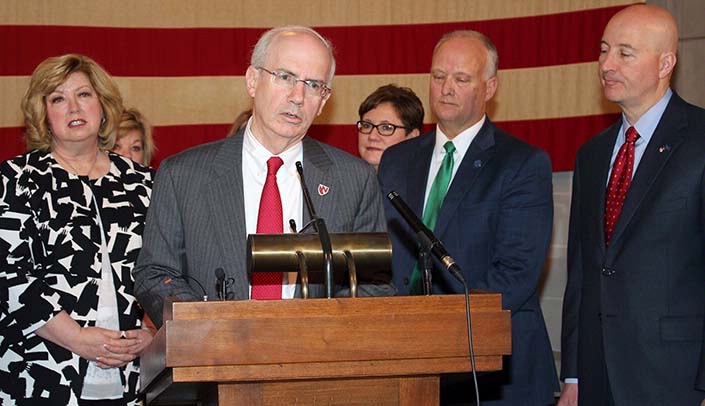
[140,294,510,405]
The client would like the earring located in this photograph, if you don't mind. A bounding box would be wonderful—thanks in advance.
[101,116,106,126]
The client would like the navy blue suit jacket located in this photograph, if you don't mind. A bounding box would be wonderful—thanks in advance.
[561,92,705,405]
[378,119,559,405]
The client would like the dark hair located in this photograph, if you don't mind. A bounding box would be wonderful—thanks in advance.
[358,84,424,133]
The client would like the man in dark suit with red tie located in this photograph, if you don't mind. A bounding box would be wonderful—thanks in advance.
[133,26,394,328]
[559,5,705,405]
[378,30,559,405]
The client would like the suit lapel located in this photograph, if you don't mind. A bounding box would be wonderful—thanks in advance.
[587,122,621,251]
[205,132,249,297]
[301,138,334,225]
[406,133,436,221]
[608,96,688,249]
[433,121,496,239]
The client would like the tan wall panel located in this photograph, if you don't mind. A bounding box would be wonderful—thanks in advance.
[2,0,639,28]
[0,77,28,128]
[0,62,621,128]
[114,77,250,127]
[492,62,621,121]
[326,63,621,124]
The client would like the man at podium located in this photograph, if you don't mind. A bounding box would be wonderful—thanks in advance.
[133,26,394,327]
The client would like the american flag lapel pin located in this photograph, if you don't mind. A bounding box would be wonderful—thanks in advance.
[317,184,330,196]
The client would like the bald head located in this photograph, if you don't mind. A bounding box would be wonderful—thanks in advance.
[607,5,678,55]
[599,4,679,123]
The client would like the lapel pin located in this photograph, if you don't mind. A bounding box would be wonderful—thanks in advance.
[658,144,671,153]
[317,184,330,196]
[474,160,482,168]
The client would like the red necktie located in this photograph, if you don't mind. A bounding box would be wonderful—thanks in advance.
[251,156,284,299]
[604,126,639,245]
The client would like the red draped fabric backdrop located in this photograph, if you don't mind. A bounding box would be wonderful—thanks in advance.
[1,1,638,170]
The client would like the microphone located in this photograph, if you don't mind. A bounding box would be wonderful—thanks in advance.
[295,161,334,298]
[215,268,226,300]
[164,274,208,301]
[386,191,462,281]
[387,190,480,403]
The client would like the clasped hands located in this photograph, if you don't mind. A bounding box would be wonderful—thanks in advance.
[75,326,155,369]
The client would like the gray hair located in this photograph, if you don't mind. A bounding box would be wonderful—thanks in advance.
[250,25,336,85]
[434,30,498,80]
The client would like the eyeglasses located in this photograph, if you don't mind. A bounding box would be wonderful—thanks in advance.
[256,67,331,98]
[357,120,408,136]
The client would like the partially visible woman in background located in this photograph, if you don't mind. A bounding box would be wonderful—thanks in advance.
[112,107,155,166]
[227,108,252,137]
[357,84,424,171]
[0,54,154,405]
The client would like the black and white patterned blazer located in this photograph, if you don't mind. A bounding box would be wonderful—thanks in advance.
[0,150,153,405]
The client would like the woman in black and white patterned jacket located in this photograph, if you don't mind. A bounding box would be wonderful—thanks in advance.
[0,54,154,406]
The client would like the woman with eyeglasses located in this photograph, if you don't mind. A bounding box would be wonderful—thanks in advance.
[357,84,424,171]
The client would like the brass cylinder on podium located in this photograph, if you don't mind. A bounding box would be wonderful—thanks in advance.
[246,232,391,285]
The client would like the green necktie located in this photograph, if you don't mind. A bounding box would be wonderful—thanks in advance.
[409,141,456,294]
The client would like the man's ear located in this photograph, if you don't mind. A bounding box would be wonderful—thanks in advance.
[485,75,498,101]
[315,90,332,116]
[658,52,677,79]
[245,66,259,97]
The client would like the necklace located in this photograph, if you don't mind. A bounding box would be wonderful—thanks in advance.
[54,148,102,178]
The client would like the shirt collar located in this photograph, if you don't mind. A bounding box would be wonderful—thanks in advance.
[243,119,303,173]
[434,115,486,158]
[620,88,672,145]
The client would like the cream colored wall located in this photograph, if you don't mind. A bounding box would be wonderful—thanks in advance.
[542,0,705,378]
[541,172,572,374]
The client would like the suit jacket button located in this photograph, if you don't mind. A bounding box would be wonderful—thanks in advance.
[403,277,409,285]
[602,268,615,276]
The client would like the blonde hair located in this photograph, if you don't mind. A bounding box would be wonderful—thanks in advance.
[116,107,156,166]
[21,54,124,151]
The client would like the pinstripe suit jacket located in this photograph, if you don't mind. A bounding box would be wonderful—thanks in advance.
[133,131,393,326]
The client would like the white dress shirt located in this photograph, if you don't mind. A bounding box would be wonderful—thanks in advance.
[242,119,303,299]
[423,116,486,214]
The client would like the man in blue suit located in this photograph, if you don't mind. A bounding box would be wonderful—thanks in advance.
[559,5,705,405]
[378,30,558,405]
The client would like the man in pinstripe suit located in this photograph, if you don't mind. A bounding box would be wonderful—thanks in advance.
[133,26,393,327]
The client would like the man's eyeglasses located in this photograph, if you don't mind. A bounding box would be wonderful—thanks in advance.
[357,120,408,136]
[256,67,331,98]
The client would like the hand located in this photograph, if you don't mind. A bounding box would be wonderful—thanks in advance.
[99,328,155,368]
[74,326,138,368]
[557,382,578,406]
[35,311,156,369]
[36,312,131,368]
[700,397,705,406]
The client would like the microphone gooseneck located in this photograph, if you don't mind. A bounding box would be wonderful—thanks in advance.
[296,161,334,298]
[386,191,462,281]
[165,273,208,301]
[386,190,479,404]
